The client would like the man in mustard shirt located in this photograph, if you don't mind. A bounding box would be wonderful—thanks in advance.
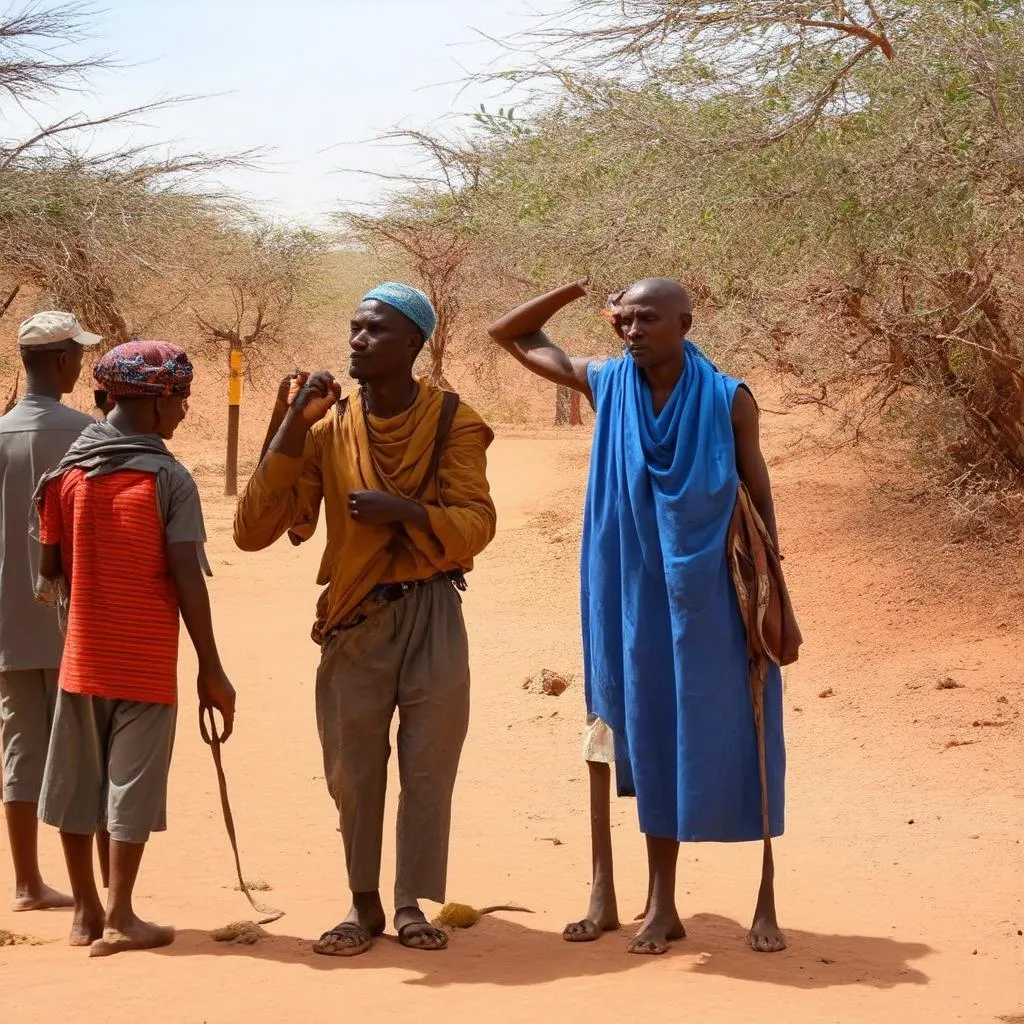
[234,283,496,957]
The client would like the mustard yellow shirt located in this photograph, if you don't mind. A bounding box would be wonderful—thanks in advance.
[233,383,496,633]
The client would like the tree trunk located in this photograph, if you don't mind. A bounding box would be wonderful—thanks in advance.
[555,385,582,426]
[224,344,244,496]
[570,390,582,426]
[0,285,20,321]
[426,332,452,390]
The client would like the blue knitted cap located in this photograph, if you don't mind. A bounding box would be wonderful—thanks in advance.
[361,282,436,341]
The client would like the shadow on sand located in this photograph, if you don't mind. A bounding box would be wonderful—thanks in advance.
[156,912,931,990]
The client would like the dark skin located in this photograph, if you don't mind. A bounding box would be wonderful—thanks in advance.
[5,342,86,914]
[39,391,236,950]
[265,299,449,955]
[488,278,785,955]
[93,390,115,419]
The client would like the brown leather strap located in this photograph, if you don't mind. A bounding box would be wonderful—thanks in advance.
[414,390,460,500]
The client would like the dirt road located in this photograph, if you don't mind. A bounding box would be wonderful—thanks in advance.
[1,402,1021,1023]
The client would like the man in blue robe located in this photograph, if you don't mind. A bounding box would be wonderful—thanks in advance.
[489,277,787,955]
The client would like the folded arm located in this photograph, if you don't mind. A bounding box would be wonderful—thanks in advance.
[347,416,497,564]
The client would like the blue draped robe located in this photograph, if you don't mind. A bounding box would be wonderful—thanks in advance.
[581,343,785,842]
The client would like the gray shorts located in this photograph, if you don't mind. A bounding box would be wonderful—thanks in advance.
[0,668,59,804]
[38,690,177,845]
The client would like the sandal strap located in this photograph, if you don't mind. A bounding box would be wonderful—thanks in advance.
[320,922,370,941]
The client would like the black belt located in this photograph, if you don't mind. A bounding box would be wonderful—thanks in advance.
[369,575,441,604]
[370,570,467,604]
[323,570,468,642]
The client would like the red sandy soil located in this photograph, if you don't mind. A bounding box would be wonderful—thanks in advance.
[1,388,1021,1023]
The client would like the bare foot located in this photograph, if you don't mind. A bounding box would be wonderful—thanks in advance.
[69,907,105,947]
[313,895,385,958]
[563,886,620,942]
[89,918,175,957]
[395,906,448,951]
[627,910,685,955]
[11,884,74,912]
[748,914,787,953]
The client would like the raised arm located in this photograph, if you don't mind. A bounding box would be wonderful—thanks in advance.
[258,371,304,464]
[234,372,340,552]
[487,280,597,402]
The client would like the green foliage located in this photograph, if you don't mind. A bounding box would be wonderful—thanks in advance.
[399,0,1024,486]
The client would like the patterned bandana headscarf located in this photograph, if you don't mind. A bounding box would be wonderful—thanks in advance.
[361,282,436,341]
[94,341,193,398]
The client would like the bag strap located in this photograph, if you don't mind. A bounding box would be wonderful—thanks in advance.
[414,390,460,500]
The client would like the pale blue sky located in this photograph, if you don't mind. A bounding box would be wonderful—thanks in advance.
[1,0,551,224]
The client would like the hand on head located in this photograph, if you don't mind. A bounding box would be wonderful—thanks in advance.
[601,288,627,339]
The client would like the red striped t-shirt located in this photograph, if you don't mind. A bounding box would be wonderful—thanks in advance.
[40,469,181,704]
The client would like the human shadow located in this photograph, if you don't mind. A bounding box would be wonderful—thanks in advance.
[684,914,930,990]
[156,912,931,990]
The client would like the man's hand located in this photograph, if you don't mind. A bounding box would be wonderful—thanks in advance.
[602,287,627,339]
[348,490,426,528]
[275,370,307,409]
[197,664,236,743]
[292,371,342,427]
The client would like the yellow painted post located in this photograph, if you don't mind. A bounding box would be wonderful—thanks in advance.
[224,345,244,496]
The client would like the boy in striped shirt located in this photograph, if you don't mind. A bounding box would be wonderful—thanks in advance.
[33,341,236,956]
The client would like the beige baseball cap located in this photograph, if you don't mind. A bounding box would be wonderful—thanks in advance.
[18,311,102,349]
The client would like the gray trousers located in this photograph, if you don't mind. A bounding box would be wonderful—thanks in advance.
[315,577,470,909]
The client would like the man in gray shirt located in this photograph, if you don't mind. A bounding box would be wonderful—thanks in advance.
[0,311,100,911]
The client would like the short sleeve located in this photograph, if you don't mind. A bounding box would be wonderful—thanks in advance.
[161,465,207,546]
[38,477,64,545]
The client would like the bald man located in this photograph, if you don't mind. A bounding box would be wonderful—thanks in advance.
[489,278,787,955]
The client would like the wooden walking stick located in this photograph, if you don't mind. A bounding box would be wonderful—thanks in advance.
[201,707,284,926]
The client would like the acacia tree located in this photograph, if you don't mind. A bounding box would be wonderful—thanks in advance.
[192,220,326,359]
[0,2,256,350]
[489,0,906,148]
[191,219,328,494]
[338,131,489,388]
[452,0,1024,491]
[0,157,244,345]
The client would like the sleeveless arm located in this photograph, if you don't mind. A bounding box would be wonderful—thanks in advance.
[732,386,780,551]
